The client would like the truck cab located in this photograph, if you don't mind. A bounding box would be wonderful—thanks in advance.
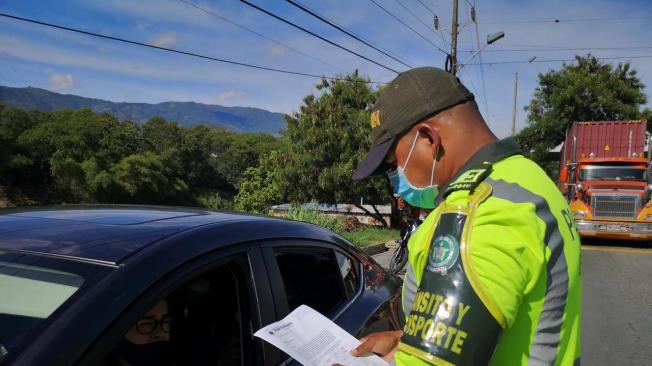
[559,120,652,240]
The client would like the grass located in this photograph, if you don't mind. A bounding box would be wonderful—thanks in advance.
[286,205,344,232]
[284,204,399,248]
[340,227,400,248]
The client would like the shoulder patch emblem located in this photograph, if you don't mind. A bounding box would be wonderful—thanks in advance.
[370,110,381,128]
[426,234,459,274]
[444,162,492,197]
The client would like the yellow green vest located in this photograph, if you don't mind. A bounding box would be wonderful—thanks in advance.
[396,139,581,366]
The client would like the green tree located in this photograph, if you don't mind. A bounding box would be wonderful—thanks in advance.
[237,72,392,225]
[108,152,188,204]
[517,55,648,174]
[215,132,280,190]
[0,105,41,183]
[234,151,284,213]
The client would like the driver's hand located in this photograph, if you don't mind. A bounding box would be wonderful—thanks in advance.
[351,330,403,362]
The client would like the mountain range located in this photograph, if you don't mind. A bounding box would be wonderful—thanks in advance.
[0,85,286,134]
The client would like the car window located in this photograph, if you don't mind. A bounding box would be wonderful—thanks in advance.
[0,250,104,363]
[105,256,254,366]
[335,251,360,300]
[274,248,350,316]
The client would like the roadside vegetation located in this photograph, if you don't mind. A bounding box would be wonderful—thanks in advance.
[284,205,399,247]
[0,107,279,208]
[2,55,651,247]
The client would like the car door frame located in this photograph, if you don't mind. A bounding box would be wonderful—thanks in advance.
[259,239,365,323]
[258,239,367,366]
[74,241,279,366]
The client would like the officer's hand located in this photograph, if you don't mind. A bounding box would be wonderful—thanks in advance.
[351,330,403,362]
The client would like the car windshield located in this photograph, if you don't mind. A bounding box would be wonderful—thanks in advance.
[0,250,104,362]
[579,166,647,182]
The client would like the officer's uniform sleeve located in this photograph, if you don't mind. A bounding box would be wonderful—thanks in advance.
[467,198,545,327]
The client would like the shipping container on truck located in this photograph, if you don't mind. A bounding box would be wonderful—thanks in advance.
[558,120,652,240]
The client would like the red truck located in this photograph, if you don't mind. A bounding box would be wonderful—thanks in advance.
[558,120,652,240]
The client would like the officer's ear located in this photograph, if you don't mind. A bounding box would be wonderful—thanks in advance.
[415,122,441,159]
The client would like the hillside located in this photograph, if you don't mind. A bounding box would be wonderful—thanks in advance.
[0,85,286,134]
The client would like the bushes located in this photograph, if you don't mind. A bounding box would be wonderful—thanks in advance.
[285,205,343,232]
[0,105,279,207]
[283,204,399,247]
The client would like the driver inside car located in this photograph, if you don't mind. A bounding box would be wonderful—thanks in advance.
[106,299,173,366]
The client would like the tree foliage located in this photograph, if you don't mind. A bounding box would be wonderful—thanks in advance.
[0,105,279,207]
[234,151,284,213]
[517,55,648,168]
[235,72,392,224]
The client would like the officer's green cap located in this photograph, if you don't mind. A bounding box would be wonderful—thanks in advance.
[353,67,474,180]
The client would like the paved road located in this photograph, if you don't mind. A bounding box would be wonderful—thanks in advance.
[373,241,652,365]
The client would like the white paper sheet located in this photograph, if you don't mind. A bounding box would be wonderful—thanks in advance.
[254,305,389,366]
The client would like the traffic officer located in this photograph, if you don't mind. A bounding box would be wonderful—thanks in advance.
[350,67,581,365]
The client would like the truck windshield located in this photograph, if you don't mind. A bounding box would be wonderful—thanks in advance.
[579,166,646,181]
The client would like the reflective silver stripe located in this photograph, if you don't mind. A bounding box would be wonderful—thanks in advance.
[486,178,568,366]
[402,262,418,316]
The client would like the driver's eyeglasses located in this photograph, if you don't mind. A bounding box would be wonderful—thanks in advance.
[136,315,171,335]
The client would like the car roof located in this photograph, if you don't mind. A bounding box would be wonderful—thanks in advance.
[0,205,332,265]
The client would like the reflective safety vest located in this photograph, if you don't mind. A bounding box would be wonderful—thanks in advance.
[395,138,581,366]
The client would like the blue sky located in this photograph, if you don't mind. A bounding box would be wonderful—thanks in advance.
[2,0,652,137]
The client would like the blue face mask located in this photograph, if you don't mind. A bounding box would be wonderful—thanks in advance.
[387,133,439,209]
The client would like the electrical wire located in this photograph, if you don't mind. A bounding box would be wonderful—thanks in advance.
[368,0,449,55]
[414,0,435,15]
[471,0,489,118]
[285,0,413,68]
[177,0,341,71]
[239,0,399,73]
[459,46,652,53]
[479,16,652,25]
[411,0,450,48]
[392,0,434,35]
[0,12,389,84]
[392,0,448,52]
[467,55,652,66]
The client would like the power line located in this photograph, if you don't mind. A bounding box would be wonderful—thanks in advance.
[470,0,489,118]
[368,0,449,55]
[178,0,341,71]
[414,0,435,15]
[467,54,652,66]
[479,16,652,25]
[239,0,399,73]
[459,46,652,53]
[412,0,449,48]
[0,12,388,84]
[285,0,413,68]
[392,0,448,51]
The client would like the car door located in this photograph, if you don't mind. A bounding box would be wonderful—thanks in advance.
[261,239,390,365]
[76,243,283,366]
[260,240,363,320]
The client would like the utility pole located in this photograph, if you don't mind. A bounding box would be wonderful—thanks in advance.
[511,72,519,136]
[450,0,459,74]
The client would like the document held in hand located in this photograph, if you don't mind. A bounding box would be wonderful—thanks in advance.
[254,305,389,366]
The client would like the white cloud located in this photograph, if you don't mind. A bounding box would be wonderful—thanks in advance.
[216,90,247,102]
[150,32,177,47]
[47,72,76,90]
